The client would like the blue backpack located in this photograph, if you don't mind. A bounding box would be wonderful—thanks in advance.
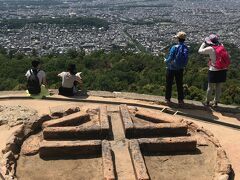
[173,44,188,69]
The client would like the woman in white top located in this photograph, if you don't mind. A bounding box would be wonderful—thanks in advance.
[198,34,228,107]
[58,64,82,96]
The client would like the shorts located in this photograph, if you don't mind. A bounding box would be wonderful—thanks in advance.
[208,70,227,83]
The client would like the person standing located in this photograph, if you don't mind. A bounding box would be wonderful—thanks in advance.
[25,60,47,95]
[198,34,230,107]
[164,31,188,105]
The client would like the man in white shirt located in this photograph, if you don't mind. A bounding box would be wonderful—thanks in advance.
[25,60,47,96]
[25,60,46,86]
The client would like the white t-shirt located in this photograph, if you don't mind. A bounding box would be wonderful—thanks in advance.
[25,69,46,85]
[198,42,220,71]
[58,72,82,88]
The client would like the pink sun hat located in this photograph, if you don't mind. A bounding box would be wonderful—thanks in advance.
[205,34,219,45]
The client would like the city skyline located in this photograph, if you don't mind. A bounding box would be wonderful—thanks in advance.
[0,0,240,55]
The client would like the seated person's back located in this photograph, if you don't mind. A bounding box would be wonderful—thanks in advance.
[58,64,82,96]
[25,60,46,95]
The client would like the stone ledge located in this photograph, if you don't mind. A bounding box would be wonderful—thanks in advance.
[138,137,197,153]
[43,125,107,140]
[129,140,149,180]
[102,140,115,180]
[42,111,90,128]
[100,106,110,139]
[119,104,134,138]
[132,123,188,138]
[39,140,102,158]
[0,90,239,113]
[135,109,183,123]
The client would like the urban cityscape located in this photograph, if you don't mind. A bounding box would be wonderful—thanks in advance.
[0,0,240,56]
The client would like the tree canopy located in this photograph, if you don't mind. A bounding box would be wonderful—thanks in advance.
[0,43,240,105]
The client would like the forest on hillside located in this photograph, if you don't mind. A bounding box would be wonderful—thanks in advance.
[0,43,240,105]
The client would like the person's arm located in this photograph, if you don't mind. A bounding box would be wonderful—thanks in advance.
[165,46,176,64]
[198,42,212,55]
[25,70,30,79]
[42,75,47,86]
[75,76,83,84]
[41,71,47,86]
[76,72,82,79]
[58,72,64,77]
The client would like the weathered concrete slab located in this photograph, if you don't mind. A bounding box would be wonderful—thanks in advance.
[21,133,42,156]
[215,148,232,176]
[119,104,134,138]
[39,140,102,158]
[43,125,103,140]
[139,137,197,153]
[135,109,183,123]
[132,123,188,138]
[100,106,110,139]
[111,140,136,180]
[102,140,115,180]
[129,140,150,180]
[42,111,90,128]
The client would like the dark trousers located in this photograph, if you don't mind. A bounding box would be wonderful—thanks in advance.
[165,69,184,101]
[59,86,74,97]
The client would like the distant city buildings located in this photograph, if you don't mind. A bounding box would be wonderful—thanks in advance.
[0,0,240,56]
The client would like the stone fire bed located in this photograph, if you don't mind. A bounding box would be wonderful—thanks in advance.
[1,104,233,180]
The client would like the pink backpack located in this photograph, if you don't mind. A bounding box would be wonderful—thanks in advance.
[211,45,230,69]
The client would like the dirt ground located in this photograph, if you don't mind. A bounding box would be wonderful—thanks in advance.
[0,125,20,158]
[16,155,103,180]
[144,144,217,180]
[179,109,240,180]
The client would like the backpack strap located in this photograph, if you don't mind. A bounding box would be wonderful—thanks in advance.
[30,69,40,75]
[173,45,180,60]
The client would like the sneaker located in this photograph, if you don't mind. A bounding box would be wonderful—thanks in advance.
[178,100,185,107]
[210,101,218,107]
[165,99,171,104]
[202,101,210,106]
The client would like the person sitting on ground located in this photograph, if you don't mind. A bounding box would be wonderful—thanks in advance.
[73,72,83,95]
[58,64,82,97]
[25,60,48,97]
[198,34,230,107]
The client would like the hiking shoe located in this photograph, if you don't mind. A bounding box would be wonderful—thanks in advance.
[165,99,171,104]
[178,100,184,104]
[202,101,210,106]
[178,100,185,107]
[210,101,218,107]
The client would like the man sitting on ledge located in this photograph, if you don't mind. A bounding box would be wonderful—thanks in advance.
[25,60,49,98]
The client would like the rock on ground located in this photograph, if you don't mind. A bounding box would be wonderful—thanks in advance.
[0,105,37,127]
